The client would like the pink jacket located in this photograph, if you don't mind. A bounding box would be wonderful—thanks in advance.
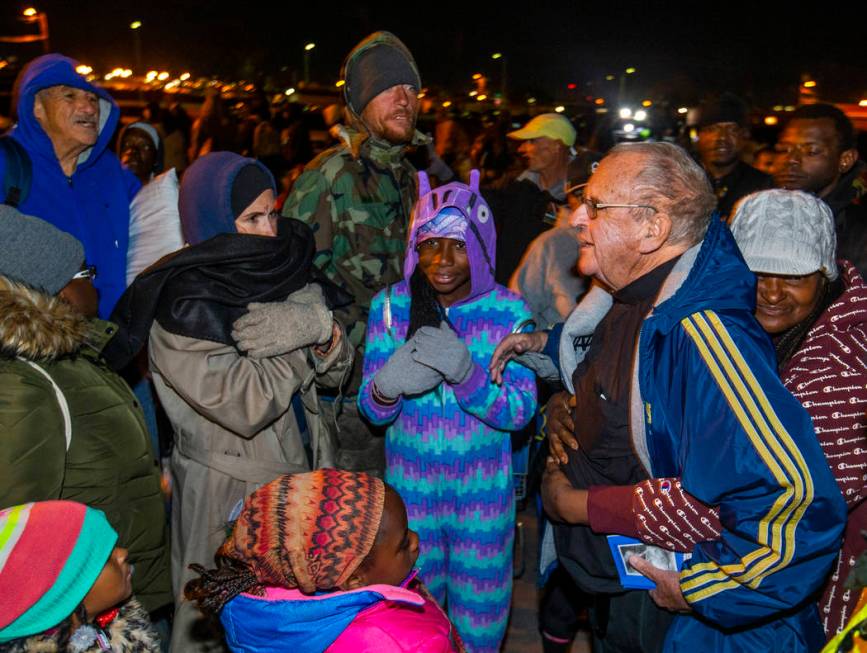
[220,580,459,653]
[328,584,457,652]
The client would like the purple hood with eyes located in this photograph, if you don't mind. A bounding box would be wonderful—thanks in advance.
[403,169,498,305]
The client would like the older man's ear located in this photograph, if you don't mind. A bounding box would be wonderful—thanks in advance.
[638,211,673,255]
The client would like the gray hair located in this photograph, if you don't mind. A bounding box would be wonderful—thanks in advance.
[608,142,716,246]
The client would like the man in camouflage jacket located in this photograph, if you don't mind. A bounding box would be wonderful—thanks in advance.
[282,31,427,475]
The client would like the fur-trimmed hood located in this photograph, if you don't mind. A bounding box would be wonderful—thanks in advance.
[3,598,161,653]
[0,276,90,361]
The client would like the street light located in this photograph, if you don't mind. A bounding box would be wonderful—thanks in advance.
[303,42,315,85]
[130,20,143,83]
[1,6,51,53]
[491,52,507,103]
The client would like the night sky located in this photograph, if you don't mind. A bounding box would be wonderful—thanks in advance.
[3,1,865,107]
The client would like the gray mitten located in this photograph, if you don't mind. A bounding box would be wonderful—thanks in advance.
[411,324,474,385]
[232,283,332,358]
[373,342,443,400]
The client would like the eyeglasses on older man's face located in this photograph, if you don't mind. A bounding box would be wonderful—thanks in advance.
[581,196,658,220]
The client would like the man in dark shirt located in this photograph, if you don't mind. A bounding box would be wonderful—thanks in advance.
[773,103,867,277]
[693,93,771,220]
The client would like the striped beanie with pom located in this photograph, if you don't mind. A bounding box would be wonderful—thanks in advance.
[219,469,385,594]
[0,501,117,642]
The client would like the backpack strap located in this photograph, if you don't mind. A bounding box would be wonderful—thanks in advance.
[20,359,72,451]
[0,135,32,208]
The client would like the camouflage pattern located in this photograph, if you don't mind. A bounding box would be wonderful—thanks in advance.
[284,129,420,372]
[282,31,428,394]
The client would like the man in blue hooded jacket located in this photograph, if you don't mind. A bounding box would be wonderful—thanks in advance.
[2,54,140,318]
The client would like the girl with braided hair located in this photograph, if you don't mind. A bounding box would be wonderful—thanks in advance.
[357,170,537,652]
[185,469,463,652]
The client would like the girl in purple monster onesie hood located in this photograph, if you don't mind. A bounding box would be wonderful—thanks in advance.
[359,170,537,653]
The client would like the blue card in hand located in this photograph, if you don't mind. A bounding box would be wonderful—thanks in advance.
[607,535,686,590]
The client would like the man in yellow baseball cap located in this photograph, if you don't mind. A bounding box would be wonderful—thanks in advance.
[508,113,577,201]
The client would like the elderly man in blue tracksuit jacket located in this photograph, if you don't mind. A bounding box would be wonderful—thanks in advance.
[497,142,846,652]
[2,54,140,318]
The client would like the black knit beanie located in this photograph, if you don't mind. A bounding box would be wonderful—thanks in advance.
[346,44,420,115]
[696,93,749,129]
[231,164,275,219]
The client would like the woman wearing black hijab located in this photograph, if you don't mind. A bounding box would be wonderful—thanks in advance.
[107,152,353,650]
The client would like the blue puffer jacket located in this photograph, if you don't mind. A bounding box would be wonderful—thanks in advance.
[4,54,140,318]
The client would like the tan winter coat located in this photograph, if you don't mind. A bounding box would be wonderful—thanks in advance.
[147,315,353,601]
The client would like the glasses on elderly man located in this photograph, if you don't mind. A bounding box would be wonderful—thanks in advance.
[582,196,658,220]
[72,265,97,281]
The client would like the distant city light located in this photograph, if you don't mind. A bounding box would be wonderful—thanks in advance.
[772,105,783,111]
[619,107,632,119]
[417,91,426,98]
[23,8,37,17]
[157,72,169,81]
[784,105,795,111]
[554,105,565,113]
[335,80,345,87]
[634,110,647,121]
[468,90,478,97]
[527,97,536,105]
[641,100,652,107]
[594,98,605,105]
[491,53,502,60]
[180,72,191,81]
[75,65,92,76]
[764,116,779,126]
[625,67,636,74]
[477,94,487,101]
[860,99,867,107]
[284,87,296,96]
[677,107,688,114]
[567,83,577,90]
[596,107,609,114]
[130,21,142,30]
[623,123,635,132]
[304,43,316,51]
[146,70,157,82]
[605,74,615,81]
[472,73,482,80]
[802,80,816,88]
[442,100,452,108]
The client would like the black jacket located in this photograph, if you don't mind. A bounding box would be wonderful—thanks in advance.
[824,161,867,279]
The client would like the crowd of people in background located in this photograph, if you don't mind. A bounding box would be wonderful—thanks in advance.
[0,26,865,653]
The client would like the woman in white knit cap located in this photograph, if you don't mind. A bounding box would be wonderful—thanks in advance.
[727,189,867,639]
